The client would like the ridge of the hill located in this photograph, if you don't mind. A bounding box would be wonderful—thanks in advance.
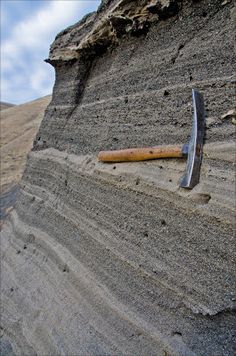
[0,102,15,111]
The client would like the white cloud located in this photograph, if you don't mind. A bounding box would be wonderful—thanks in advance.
[2,1,94,70]
[10,1,87,47]
[1,0,101,104]
[30,63,54,93]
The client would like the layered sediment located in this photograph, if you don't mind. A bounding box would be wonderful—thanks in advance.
[1,0,236,355]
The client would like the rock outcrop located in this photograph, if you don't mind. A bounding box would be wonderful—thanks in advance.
[1,1,235,355]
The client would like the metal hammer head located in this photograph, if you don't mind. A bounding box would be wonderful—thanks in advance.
[180,89,205,189]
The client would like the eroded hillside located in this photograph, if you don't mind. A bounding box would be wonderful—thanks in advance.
[1,96,51,193]
[0,102,15,111]
[1,1,235,355]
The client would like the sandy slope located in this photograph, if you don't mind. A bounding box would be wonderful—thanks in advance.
[0,102,15,111]
[0,95,51,193]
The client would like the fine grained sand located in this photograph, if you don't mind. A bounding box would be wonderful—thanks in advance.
[1,1,235,355]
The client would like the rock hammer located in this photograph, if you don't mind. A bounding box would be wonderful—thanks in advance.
[98,89,205,189]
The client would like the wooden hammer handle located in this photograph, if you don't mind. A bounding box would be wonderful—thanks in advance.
[98,145,184,162]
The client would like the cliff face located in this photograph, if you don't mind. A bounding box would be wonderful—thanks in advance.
[1,1,236,355]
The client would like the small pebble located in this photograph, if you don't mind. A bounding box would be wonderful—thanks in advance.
[221,109,236,120]
[221,0,231,5]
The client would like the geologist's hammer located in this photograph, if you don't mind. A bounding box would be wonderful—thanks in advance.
[98,89,205,189]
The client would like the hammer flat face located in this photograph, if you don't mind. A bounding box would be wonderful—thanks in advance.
[180,89,205,189]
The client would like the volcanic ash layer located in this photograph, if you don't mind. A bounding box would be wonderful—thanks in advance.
[1,0,236,355]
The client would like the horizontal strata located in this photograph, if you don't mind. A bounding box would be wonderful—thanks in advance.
[34,0,235,155]
[2,144,235,354]
[1,0,236,355]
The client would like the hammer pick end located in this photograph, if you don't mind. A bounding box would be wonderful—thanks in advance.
[180,89,206,189]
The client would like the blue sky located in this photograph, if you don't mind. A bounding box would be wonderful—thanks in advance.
[1,0,101,105]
